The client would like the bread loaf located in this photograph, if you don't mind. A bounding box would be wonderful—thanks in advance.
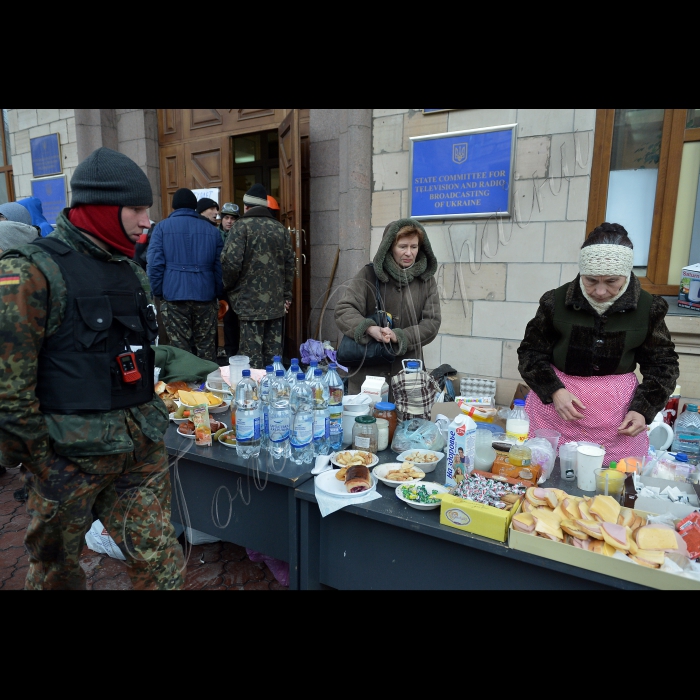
[344,465,371,493]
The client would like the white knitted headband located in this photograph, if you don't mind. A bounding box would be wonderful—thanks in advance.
[579,244,633,277]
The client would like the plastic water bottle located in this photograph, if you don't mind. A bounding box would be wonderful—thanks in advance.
[272,355,285,375]
[305,360,318,382]
[506,399,530,444]
[324,362,344,450]
[671,403,700,460]
[235,369,261,459]
[290,373,314,464]
[311,368,330,456]
[259,365,274,452]
[268,370,290,459]
[285,358,300,384]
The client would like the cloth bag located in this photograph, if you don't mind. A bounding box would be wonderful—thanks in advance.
[337,265,395,367]
[390,362,441,421]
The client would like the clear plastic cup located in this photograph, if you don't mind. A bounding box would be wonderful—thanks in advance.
[559,443,578,481]
[534,428,561,454]
[594,467,625,503]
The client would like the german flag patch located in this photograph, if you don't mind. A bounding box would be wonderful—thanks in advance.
[0,274,21,286]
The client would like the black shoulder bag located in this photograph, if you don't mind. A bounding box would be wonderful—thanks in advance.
[337,264,395,367]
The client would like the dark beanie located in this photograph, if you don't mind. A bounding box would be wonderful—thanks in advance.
[172,188,198,210]
[196,197,219,214]
[243,183,268,208]
[70,147,153,207]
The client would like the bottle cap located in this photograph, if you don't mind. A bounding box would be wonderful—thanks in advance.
[242,369,251,377]
[609,461,617,470]
[676,453,689,462]
[314,369,323,376]
[273,355,281,362]
[374,401,395,411]
[296,373,305,381]
[275,370,285,376]
[513,399,525,406]
[329,362,337,369]
[688,404,698,412]
[406,361,420,369]
[355,415,376,423]
[291,358,299,366]
[310,360,318,366]
[266,365,273,372]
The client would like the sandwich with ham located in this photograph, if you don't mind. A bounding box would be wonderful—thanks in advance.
[344,465,372,493]
[512,512,536,534]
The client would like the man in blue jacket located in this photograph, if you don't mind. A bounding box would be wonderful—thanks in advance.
[147,188,223,362]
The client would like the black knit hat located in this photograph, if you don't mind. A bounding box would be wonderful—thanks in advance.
[172,188,197,210]
[243,183,268,208]
[196,197,219,215]
[70,147,153,207]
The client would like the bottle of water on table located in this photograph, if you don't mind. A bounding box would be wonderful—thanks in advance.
[671,403,700,461]
[272,355,285,375]
[236,369,261,459]
[285,358,300,385]
[305,360,318,382]
[290,373,314,464]
[311,368,330,456]
[269,370,290,459]
[324,362,344,451]
[259,365,274,452]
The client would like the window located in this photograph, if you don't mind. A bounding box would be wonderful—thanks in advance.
[0,109,14,204]
[587,109,700,295]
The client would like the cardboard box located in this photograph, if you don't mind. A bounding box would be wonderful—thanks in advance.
[508,511,700,590]
[439,470,531,542]
[634,475,700,519]
[678,263,700,312]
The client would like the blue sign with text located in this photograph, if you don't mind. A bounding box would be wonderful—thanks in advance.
[30,133,62,177]
[409,126,515,220]
[31,176,66,226]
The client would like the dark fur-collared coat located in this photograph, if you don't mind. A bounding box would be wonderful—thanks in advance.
[517,273,679,424]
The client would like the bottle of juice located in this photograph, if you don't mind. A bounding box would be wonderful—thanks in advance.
[506,399,530,444]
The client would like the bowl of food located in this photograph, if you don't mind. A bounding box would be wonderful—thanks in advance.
[330,450,378,469]
[373,462,425,487]
[395,482,449,510]
[177,389,225,411]
[395,449,444,473]
[177,418,227,439]
[217,428,237,448]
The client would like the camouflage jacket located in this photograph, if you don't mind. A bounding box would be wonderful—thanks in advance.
[0,210,169,473]
[220,206,294,321]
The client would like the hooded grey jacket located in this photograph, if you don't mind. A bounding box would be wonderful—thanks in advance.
[0,221,40,252]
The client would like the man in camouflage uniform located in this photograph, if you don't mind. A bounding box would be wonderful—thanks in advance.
[0,147,185,590]
[221,183,294,369]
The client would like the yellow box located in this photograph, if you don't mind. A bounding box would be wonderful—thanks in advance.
[508,513,700,590]
[440,495,520,542]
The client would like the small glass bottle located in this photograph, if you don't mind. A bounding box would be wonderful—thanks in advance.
[352,415,378,453]
[372,401,397,444]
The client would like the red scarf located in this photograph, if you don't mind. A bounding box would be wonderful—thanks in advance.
[68,205,135,257]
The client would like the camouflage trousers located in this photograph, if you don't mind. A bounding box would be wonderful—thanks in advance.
[239,317,284,370]
[24,421,185,590]
[160,299,218,362]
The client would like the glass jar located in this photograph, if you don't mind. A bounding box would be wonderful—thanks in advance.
[352,415,378,453]
[375,418,389,452]
[373,401,397,444]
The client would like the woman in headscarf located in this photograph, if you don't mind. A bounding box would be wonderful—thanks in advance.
[517,222,679,461]
[335,218,441,395]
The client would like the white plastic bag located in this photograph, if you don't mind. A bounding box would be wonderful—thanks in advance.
[85,519,126,560]
[184,527,221,545]
[523,437,555,482]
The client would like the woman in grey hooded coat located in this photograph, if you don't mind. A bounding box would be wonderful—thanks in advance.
[335,218,441,395]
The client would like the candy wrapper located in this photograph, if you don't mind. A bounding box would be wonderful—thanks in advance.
[192,403,212,446]
[451,471,527,510]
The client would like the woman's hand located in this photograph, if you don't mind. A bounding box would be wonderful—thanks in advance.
[380,327,397,343]
[552,388,586,421]
[366,325,388,342]
[617,411,646,437]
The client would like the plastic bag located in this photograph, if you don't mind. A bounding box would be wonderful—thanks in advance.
[391,418,445,453]
[523,437,555,481]
[85,519,126,561]
[184,527,221,545]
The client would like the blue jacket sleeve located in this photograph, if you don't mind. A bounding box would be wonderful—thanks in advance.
[215,230,224,299]
[147,224,165,298]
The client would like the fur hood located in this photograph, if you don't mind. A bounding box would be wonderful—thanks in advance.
[372,218,438,285]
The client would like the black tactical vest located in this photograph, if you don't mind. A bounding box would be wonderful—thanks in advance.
[32,238,158,414]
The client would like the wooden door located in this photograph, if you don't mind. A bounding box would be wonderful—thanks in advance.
[184,136,230,197]
[278,110,304,359]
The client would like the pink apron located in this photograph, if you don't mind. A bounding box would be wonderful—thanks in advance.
[524,365,649,463]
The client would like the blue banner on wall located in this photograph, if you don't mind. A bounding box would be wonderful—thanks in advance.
[31,176,66,226]
[30,133,62,177]
[409,124,516,220]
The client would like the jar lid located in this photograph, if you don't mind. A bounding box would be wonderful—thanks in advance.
[355,415,376,424]
[374,401,395,410]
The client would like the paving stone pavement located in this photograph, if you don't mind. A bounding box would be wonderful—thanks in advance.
[0,465,287,591]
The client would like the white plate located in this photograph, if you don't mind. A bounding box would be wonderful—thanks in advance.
[315,469,377,498]
[373,462,426,487]
[175,397,228,413]
[330,450,379,469]
[396,449,444,472]
[217,429,237,448]
[394,482,450,510]
[176,421,227,439]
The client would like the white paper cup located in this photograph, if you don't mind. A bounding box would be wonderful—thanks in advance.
[576,444,605,491]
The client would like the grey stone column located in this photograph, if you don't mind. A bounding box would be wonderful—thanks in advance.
[74,109,118,162]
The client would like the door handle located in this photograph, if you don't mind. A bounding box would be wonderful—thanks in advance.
[301,253,306,264]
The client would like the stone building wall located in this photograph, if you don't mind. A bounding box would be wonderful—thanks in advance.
[370,109,596,404]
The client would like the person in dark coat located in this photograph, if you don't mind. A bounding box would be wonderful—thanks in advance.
[196,197,219,224]
[147,188,223,362]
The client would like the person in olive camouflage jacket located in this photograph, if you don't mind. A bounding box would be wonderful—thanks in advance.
[0,148,184,590]
[221,184,294,369]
